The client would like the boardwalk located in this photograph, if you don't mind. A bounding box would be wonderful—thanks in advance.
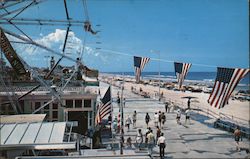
[92,82,250,158]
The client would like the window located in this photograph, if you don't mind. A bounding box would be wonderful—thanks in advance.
[44,101,50,110]
[84,99,91,108]
[52,111,58,119]
[35,102,40,110]
[52,103,58,109]
[66,100,73,108]
[75,100,82,108]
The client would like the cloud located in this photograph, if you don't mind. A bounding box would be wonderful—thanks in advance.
[5,29,114,68]
[7,29,83,56]
[36,29,82,54]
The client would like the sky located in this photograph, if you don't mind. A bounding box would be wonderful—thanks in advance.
[1,0,249,72]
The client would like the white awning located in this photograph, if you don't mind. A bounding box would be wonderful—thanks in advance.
[0,114,46,124]
[0,122,75,150]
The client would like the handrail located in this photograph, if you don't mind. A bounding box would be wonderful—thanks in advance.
[191,105,249,128]
[219,112,250,124]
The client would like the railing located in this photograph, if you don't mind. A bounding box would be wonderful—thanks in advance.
[219,112,250,127]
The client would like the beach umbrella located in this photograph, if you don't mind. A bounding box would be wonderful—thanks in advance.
[181,96,198,99]
[181,96,198,109]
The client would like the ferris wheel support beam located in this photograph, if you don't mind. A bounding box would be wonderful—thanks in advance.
[0,1,25,10]
[0,0,43,19]
[64,0,70,21]
[13,25,70,101]
[0,18,84,26]
[8,0,35,22]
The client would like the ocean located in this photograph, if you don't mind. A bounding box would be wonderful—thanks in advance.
[103,72,250,90]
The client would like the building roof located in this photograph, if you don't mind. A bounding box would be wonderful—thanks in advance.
[0,114,46,124]
[0,121,75,150]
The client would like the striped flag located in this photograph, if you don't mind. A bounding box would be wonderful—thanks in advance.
[174,62,192,89]
[134,56,150,83]
[95,86,112,124]
[208,67,249,109]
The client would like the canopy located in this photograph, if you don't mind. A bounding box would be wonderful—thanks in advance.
[0,121,75,150]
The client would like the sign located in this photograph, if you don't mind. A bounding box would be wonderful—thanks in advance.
[0,29,27,75]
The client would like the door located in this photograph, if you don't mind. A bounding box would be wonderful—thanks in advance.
[68,111,88,135]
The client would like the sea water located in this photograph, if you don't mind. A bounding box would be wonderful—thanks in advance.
[104,72,249,91]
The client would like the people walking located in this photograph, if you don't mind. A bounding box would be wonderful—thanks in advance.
[126,137,132,148]
[234,126,242,151]
[156,126,161,141]
[158,111,162,128]
[108,114,112,131]
[187,98,191,109]
[154,112,159,127]
[185,109,191,125]
[165,102,169,113]
[112,116,118,133]
[157,133,166,159]
[125,116,132,132]
[161,113,166,128]
[145,127,151,144]
[117,95,120,104]
[132,110,137,128]
[123,98,126,107]
[145,113,151,128]
[176,109,181,124]
[147,129,155,158]
[136,129,143,150]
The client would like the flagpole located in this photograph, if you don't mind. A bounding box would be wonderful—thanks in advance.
[110,77,114,150]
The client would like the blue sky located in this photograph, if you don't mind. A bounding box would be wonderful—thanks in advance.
[1,0,249,72]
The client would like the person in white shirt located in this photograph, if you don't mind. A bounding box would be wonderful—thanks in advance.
[135,129,143,150]
[157,133,166,159]
[147,130,155,157]
[154,112,159,127]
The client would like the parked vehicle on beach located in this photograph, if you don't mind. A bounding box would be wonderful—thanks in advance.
[203,87,213,93]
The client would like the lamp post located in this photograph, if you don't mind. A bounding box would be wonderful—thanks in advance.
[120,75,125,154]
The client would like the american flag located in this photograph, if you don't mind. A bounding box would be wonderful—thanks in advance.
[208,67,249,109]
[174,62,192,89]
[95,86,112,124]
[134,56,150,83]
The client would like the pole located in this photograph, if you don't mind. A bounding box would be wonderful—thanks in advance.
[120,74,125,155]
[110,79,114,150]
[158,51,161,101]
